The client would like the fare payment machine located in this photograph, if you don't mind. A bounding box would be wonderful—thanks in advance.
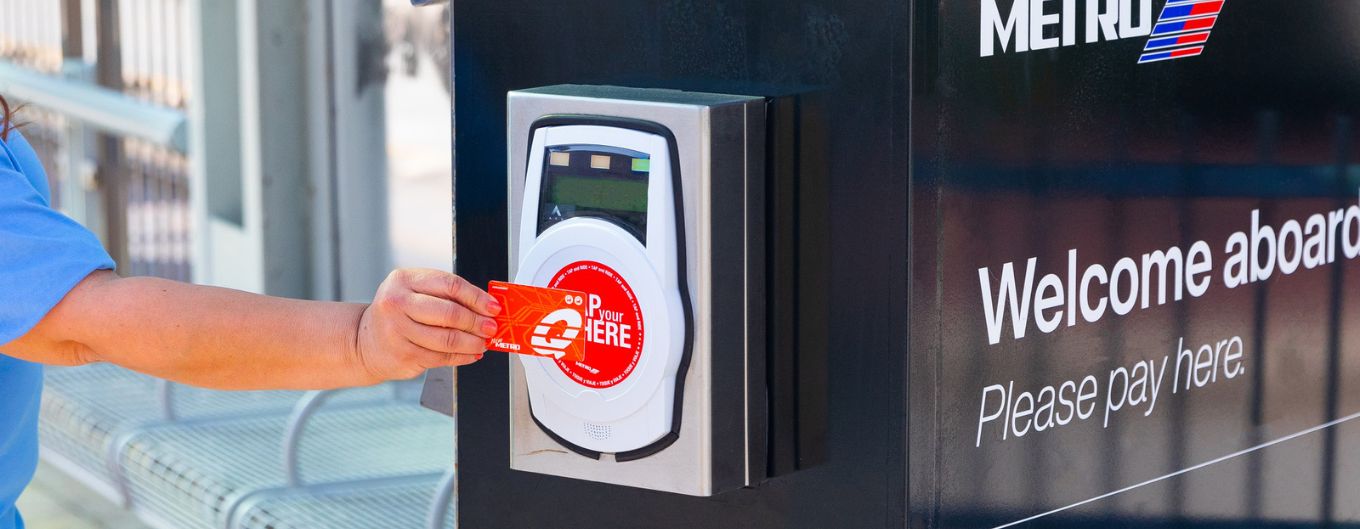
[507,85,770,496]
[516,118,689,457]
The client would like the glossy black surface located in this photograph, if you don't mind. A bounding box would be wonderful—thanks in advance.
[453,1,1359,528]
[911,1,1360,528]
[454,1,905,527]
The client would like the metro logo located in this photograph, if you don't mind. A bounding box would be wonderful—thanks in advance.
[980,0,1226,64]
[980,0,1154,57]
[1137,0,1225,64]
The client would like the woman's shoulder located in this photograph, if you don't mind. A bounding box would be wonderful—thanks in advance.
[1,130,44,176]
[0,130,52,200]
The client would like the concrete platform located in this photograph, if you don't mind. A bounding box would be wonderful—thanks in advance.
[16,461,150,529]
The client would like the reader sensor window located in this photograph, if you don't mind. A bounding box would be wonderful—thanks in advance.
[538,144,650,242]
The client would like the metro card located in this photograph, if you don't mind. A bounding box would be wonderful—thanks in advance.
[486,281,588,362]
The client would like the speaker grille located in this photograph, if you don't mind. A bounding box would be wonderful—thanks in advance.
[583,422,612,440]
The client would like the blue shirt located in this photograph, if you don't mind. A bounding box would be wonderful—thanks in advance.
[0,130,115,529]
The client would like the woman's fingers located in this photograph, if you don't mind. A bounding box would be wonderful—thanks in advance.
[396,340,482,371]
[401,269,501,318]
[401,317,490,356]
[403,292,497,338]
[411,346,482,369]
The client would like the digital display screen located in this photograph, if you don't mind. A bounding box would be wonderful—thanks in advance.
[538,145,650,241]
[550,176,649,213]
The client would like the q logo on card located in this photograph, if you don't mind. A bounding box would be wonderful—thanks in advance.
[530,307,584,359]
[487,281,588,362]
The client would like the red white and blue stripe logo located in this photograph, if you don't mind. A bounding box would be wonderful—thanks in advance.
[1138,0,1225,64]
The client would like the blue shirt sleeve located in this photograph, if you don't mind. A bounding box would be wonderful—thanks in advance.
[0,132,115,345]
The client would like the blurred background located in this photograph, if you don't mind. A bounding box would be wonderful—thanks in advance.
[1,1,460,527]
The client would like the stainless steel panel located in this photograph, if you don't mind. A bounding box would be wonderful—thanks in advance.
[506,85,764,496]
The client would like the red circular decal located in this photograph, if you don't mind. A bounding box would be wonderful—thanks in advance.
[548,261,645,388]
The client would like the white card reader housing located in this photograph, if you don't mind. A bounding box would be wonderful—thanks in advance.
[516,122,687,456]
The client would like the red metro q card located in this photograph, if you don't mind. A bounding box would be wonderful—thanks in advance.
[486,281,588,362]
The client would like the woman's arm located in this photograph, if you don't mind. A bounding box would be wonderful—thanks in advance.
[1,268,500,390]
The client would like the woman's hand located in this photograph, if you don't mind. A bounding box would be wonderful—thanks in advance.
[352,269,503,381]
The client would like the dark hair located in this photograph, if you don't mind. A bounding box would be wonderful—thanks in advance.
[0,95,13,141]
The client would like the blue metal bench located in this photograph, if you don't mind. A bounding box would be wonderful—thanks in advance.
[39,364,459,529]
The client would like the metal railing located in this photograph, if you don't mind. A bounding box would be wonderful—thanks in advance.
[0,0,64,74]
[0,0,192,281]
[11,3,462,527]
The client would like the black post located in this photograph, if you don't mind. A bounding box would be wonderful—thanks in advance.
[453,2,908,528]
[453,3,1360,528]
